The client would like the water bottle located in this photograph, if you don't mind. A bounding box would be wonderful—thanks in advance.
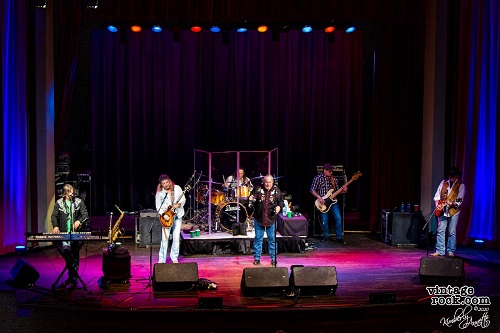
[407,202,411,212]
[283,200,288,216]
[400,202,405,212]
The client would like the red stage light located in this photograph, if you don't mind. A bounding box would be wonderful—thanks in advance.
[191,26,202,33]
[257,25,268,33]
[131,25,142,33]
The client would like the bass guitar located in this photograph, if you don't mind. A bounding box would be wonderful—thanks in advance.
[315,172,362,213]
[159,185,191,228]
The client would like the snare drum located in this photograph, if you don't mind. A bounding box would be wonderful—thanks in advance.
[216,201,249,232]
[210,190,225,205]
[235,186,250,198]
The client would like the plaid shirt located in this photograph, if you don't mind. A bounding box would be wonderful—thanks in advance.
[310,174,339,197]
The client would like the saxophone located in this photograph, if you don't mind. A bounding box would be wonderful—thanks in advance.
[109,205,125,244]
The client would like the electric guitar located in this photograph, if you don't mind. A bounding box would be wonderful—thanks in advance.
[159,185,191,228]
[434,197,462,217]
[315,172,362,213]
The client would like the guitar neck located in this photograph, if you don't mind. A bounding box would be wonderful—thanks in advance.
[329,177,355,199]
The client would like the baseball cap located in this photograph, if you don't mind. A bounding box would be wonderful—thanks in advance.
[323,163,333,171]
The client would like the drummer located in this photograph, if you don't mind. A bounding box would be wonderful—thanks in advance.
[223,168,253,200]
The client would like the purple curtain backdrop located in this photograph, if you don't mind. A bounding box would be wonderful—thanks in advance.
[87,29,365,214]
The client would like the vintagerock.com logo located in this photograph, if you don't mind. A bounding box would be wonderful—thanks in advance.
[426,285,491,329]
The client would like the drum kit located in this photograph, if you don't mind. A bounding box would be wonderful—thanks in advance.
[192,178,254,233]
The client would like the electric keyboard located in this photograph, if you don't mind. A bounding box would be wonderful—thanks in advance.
[26,232,109,242]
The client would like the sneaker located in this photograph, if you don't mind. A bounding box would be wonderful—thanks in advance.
[448,252,455,257]
[430,252,442,257]
[336,238,347,245]
[253,260,260,265]
[172,260,178,263]
[271,261,277,267]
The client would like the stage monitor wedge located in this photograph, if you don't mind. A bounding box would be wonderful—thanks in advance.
[10,259,40,287]
[290,266,338,296]
[240,267,289,297]
[419,257,464,286]
[153,262,199,292]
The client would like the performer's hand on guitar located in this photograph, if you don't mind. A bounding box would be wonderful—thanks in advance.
[341,185,348,193]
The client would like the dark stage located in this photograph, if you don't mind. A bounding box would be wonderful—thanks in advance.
[1,231,499,332]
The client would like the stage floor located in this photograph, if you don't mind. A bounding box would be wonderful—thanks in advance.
[1,233,499,332]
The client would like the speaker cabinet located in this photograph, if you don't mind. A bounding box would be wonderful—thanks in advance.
[419,257,464,286]
[10,259,40,287]
[290,266,338,296]
[102,248,131,282]
[240,267,289,297]
[389,212,422,245]
[139,217,162,247]
[153,262,199,292]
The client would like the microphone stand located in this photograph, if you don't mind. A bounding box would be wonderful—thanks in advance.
[148,191,168,287]
[421,211,434,257]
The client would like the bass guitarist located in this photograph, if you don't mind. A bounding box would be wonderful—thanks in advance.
[431,166,465,257]
[156,174,186,264]
[310,163,348,244]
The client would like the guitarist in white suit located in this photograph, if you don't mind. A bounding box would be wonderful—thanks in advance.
[310,163,348,244]
[156,174,185,264]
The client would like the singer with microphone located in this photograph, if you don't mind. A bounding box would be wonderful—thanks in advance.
[50,183,89,290]
[248,174,284,267]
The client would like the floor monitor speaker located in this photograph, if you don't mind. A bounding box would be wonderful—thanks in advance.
[153,262,199,291]
[10,259,40,287]
[290,266,338,296]
[419,257,464,286]
[240,267,289,297]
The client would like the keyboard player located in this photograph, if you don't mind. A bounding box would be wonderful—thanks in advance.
[50,183,89,290]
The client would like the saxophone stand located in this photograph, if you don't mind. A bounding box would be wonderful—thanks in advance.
[148,193,168,287]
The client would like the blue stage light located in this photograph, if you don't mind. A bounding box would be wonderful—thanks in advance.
[236,27,247,33]
[302,25,313,33]
[210,26,221,33]
[107,25,118,33]
[151,25,162,33]
[346,27,356,33]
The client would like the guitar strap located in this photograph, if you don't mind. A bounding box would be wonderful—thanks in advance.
[439,181,449,200]
[447,180,461,202]
[329,176,338,191]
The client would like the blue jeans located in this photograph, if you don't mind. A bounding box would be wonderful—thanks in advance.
[158,216,182,263]
[253,221,277,262]
[319,203,343,240]
[435,214,459,255]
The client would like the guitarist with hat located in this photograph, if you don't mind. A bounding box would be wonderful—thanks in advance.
[156,174,186,264]
[310,163,348,244]
[431,166,465,257]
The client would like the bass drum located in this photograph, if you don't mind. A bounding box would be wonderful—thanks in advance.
[216,201,249,232]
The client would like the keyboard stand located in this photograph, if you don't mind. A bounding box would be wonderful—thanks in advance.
[52,242,88,291]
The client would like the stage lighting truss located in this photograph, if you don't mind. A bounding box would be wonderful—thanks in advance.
[102,22,361,37]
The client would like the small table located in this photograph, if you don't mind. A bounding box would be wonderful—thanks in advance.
[277,214,308,237]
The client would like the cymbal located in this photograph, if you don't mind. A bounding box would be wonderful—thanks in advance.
[273,175,284,179]
[250,176,263,180]
[199,180,223,185]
